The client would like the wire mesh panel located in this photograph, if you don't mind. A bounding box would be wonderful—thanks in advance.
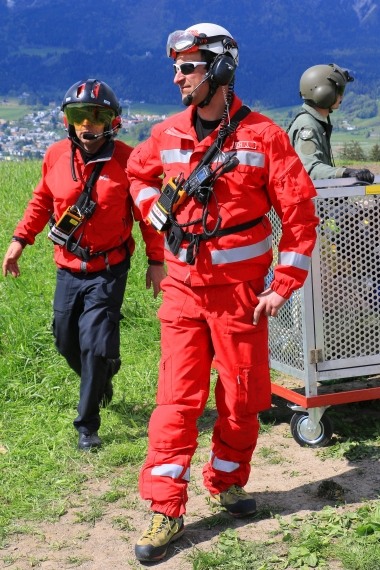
[266,222,306,378]
[317,193,380,362]
[268,179,380,384]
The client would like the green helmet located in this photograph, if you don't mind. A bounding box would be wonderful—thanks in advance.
[299,63,354,109]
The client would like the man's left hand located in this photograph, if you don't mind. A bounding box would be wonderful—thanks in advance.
[253,287,287,325]
[146,264,166,298]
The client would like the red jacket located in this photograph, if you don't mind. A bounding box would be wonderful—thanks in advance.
[127,96,318,298]
[14,138,164,272]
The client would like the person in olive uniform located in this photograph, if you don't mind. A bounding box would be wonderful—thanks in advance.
[287,63,374,183]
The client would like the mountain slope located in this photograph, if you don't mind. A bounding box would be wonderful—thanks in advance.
[1,0,380,107]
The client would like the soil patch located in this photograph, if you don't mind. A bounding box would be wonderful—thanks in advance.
[1,396,379,569]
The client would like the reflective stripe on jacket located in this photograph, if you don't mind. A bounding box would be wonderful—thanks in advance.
[128,96,319,298]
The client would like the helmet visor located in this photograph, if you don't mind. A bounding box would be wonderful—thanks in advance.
[64,104,115,126]
[336,85,346,97]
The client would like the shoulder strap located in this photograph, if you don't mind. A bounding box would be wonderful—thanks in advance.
[222,104,251,138]
[75,161,105,213]
[197,105,251,171]
[286,110,308,135]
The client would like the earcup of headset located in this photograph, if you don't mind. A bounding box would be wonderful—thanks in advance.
[112,116,122,130]
[209,55,236,86]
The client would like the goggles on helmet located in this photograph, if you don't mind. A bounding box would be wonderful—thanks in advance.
[64,104,115,126]
[166,29,233,57]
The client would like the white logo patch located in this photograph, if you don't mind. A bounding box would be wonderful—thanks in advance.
[299,128,314,141]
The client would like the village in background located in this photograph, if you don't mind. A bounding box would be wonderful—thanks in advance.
[1,94,380,163]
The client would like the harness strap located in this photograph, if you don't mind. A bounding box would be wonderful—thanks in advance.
[66,240,131,263]
[184,216,263,241]
[167,105,254,265]
[183,216,264,265]
[195,105,251,173]
[74,161,105,214]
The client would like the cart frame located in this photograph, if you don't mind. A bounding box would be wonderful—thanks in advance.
[268,176,380,445]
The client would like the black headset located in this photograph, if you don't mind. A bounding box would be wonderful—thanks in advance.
[208,54,237,85]
[207,37,238,85]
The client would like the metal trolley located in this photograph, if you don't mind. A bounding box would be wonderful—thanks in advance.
[268,176,380,447]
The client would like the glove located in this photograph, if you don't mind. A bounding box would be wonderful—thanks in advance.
[343,168,375,184]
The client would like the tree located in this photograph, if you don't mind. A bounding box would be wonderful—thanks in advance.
[369,144,380,161]
[339,141,367,162]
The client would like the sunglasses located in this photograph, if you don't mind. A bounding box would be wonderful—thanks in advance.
[64,104,115,126]
[173,61,207,75]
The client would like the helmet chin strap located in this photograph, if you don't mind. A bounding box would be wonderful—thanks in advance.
[197,78,219,108]
[197,78,234,111]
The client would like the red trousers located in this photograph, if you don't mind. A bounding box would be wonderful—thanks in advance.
[139,276,271,517]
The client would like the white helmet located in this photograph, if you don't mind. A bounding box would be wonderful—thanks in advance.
[167,22,239,65]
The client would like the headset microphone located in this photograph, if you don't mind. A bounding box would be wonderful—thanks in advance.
[183,73,210,106]
[82,129,112,140]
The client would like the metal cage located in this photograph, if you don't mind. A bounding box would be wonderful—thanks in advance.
[268,177,380,446]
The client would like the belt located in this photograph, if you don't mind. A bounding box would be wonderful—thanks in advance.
[167,216,264,265]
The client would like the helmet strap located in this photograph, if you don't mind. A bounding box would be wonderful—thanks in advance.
[197,77,218,108]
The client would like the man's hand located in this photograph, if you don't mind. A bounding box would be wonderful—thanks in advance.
[343,168,375,184]
[2,241,23,277]
[146,264,166,298]
[253,287,288,325]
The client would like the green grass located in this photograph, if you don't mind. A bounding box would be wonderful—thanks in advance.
[0,99,33,121]
[127,102,181,116]
[190,503,380,569]
[0,161,161,541]
[0,161,379,569]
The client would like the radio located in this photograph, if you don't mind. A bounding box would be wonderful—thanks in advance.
[48,207,83,246]
[148,176,188,231]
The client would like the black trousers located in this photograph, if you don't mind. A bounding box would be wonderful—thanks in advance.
[52,260,128,433]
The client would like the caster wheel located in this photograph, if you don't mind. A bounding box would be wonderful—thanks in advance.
[290,412,333,447]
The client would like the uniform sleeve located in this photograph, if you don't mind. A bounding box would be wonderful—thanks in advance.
[13,159,54,245]
[265,127,320,299]
[131,200,164,262]
[291,122,345,180]
[116,140,164,263]
[127,129,163,222]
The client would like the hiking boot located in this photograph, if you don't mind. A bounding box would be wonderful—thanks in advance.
[211,484,257,518]
[78,432,102,451]
[135,512,184,562]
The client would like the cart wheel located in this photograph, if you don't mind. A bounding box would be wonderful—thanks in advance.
[290,412,333,447]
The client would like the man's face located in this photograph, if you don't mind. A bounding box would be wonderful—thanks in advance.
[331,93,344,110]
[173,51,209,106]
[65,104,115,152]
[73,118,105,151]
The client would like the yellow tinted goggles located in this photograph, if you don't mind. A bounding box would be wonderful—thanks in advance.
[65,104,115,125]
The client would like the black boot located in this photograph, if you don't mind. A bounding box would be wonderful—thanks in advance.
[78,432,102,451]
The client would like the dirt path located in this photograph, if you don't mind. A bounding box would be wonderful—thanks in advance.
[2,397,379,570]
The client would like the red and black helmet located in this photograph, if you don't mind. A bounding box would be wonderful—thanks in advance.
[61,78,122,116]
